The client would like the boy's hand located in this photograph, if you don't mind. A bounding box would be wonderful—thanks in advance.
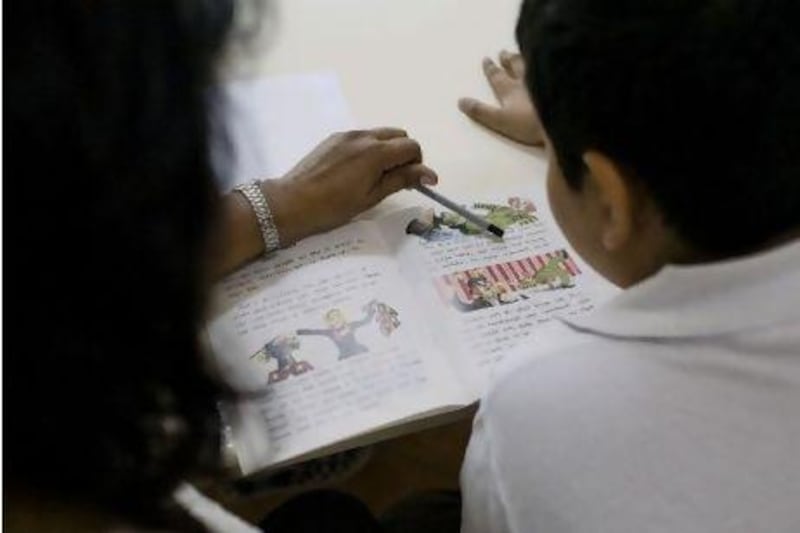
[458,51,545,147]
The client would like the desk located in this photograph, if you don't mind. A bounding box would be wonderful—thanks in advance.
[211,0,612,518]
[212,0,533,517]
[224,0,548,204]
[221,0,614,294]
[219,0,616,290]
[224,0,616,290]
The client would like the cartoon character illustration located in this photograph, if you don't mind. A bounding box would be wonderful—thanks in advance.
[433,197,538,236]
[406,218,434,239]
[450,270,527,312]
[250,335,314,384]
[467,271,503,307]
[405,212,459,242]
[371,301,401,336]
[297,300,400,360]
[434,250,581,313]
[519,251,575,290]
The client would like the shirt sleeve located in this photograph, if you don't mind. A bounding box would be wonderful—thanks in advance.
[460,406,514,533]
[172,483,263,533]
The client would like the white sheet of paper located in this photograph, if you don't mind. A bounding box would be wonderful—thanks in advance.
[210,71,355,189]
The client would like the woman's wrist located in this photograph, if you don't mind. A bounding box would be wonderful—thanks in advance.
[211,191,265,277]
[257,178,312,247]
[211,178,315,279]
[233,180,282,254]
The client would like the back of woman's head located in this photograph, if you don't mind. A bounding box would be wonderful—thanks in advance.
[6,0,234,525]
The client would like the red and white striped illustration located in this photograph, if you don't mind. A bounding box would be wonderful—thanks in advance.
[434,250,582,311]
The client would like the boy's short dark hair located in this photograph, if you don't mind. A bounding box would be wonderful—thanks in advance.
[516,0,800,255]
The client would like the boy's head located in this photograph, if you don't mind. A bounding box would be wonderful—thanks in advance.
[516,0,800,286]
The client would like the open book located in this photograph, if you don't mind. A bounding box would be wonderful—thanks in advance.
[205,193,612,477]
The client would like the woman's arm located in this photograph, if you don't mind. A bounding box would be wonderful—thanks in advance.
[210,128,437,278]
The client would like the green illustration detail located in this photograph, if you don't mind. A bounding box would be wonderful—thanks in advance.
[518,251,575,290]
[433,197,538,235]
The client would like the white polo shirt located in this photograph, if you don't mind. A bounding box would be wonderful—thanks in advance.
[461,240,800,533]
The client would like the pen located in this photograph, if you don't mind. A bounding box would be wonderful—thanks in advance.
[414,185,505,238]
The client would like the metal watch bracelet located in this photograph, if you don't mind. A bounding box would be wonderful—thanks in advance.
[233,180,282,256]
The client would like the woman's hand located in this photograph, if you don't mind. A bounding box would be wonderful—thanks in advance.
[264,128,437,245]
[213,128,436,277]
[458,51,545,147]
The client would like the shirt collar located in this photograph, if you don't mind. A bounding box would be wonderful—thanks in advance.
[562,239,800,339]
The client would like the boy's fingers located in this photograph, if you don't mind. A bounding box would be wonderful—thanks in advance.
[482,57,512,100]
[499,50,525,78]
[511,56,526,78]
[499,50,516,77]
[458,97,507,133]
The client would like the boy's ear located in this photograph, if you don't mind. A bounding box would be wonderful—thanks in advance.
[582,151,634,251]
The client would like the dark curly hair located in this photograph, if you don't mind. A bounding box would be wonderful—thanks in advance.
[6,0,239,527]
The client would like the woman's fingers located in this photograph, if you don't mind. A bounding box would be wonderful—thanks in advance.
[375,163,438,199]
[378,136,423,170]
[370,127,408,140]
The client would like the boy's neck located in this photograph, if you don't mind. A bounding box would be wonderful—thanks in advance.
[612,227,799,289]
[672,227,800,267]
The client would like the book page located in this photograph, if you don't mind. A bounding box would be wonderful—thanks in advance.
[376,193,618,395]
[205,221,470,474]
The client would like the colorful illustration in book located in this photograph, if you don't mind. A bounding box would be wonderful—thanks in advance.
[437,197,538,235]
[405,217,440,241]
[449,270,528,312]
[434,250,581,313]
[407,197,539,242]
[250,334,314,384]
[297,300,401,360]
[517,250,575,290]
[405,211,459,243]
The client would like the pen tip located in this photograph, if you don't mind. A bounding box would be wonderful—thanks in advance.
[488,225,505,238]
